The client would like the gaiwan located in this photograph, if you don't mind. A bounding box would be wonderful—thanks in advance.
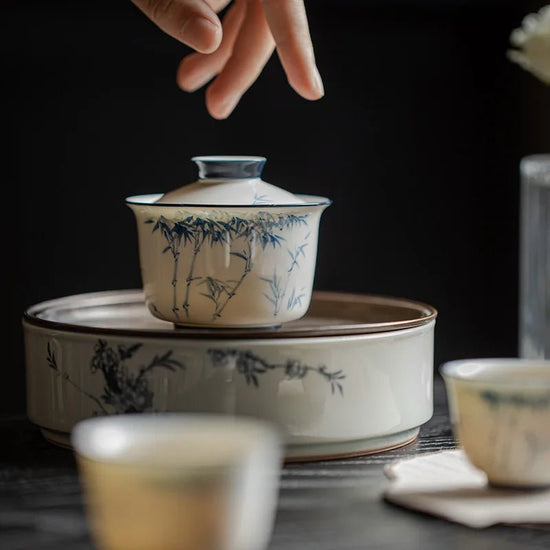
[126,156,332,328]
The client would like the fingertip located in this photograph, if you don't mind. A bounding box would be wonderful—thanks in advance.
[181,16,222,54]
[207,108,229,120]
[311,66,325,98]
[176,57,191,91]
[177,77,197,93]
[288,66,325,101]
[177,55,199,92]
[288,83,324,102]
[205,86,241,120]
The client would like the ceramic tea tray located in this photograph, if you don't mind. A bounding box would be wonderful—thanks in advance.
[23,289,437,461]
[26,289,435,337]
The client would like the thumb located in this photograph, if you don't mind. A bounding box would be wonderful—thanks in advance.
[131,0,222,54]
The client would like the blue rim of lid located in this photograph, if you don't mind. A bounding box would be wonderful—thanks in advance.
[192,155,267,179]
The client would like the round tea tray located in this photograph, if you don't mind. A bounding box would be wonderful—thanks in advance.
[23,289,437,462]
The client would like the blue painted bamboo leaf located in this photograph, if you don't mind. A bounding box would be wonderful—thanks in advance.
[200,292,218,303]
[208,349,345,396]
[230,252,248,261]
[118,343,142,360]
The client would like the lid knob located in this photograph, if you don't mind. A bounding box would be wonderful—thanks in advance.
[192,155,267,180]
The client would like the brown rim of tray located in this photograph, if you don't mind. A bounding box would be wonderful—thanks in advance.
[23,289,437,340]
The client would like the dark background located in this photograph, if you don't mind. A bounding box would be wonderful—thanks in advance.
[2,0,549,413]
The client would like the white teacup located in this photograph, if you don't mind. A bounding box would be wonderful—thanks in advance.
[71,413,283,550]
[441,358,550,488]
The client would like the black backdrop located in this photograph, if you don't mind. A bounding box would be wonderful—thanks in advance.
[2,0,549,413]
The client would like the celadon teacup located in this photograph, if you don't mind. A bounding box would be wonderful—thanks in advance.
[71,413,283,550]
[441,358,550,488]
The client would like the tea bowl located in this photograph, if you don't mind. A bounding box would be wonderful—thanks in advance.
[441,358,550,488]
[126,156,331,328]
[72,413,283,550]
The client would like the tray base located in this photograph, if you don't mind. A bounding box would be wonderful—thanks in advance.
[284,428,419,462]
[40,426,419,462]
[41,427,73,450]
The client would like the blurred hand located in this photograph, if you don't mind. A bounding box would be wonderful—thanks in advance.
[131,0,324,119]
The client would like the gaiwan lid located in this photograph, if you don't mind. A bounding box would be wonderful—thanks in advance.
[156,155,306,206]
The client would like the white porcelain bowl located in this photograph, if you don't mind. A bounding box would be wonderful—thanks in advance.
[72,413,282,550]
[126,195,330,328]
[126,155,331,328]
[23,289,437,461]
[441,358,550,488]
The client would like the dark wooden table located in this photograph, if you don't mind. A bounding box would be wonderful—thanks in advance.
[2,375,550,550]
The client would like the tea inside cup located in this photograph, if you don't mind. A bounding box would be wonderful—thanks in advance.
[71,413,283,550]
[440,358,550,489]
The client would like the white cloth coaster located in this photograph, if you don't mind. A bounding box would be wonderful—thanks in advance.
[382,449,550,528]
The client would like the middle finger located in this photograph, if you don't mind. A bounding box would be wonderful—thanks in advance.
[177,0,247,92]
[206,0,275,119]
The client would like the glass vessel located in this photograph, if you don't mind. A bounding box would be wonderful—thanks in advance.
[519,154,550,358]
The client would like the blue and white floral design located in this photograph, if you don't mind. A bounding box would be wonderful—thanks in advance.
[208,348,346,395]
[147,211,309,321]
[46,339,185,414]
[260,233,311,316]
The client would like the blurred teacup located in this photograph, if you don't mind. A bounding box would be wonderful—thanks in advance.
[441,358,550,488]
[71,413,283,550]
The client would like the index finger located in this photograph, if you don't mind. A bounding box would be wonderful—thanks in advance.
[262,0,324,100]
[131,0,223,53]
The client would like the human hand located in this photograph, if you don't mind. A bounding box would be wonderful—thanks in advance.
[131,0,324,119]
